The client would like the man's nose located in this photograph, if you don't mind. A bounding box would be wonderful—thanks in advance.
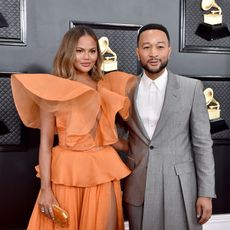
[149,47,158,57]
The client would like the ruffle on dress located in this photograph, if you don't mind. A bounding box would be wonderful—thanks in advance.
[11,74,99,134]
[35,145,131,187]
[11,73,136,149]
[102,71,137,97]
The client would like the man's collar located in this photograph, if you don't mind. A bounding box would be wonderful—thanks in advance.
[141,69,168,90]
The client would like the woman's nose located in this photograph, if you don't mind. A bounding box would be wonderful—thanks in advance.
[83,52,90,59]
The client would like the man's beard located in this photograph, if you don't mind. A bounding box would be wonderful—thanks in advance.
[140,59,168,74]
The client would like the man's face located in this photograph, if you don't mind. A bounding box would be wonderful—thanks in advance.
[136,29,171,79]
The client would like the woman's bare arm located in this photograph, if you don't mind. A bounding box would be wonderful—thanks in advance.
[38,108,58,219]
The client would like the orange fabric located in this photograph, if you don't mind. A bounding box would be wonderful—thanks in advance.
[10,72,136,230]
[11,73,134,149]
[34,146,131,187]
[27,181,124,230]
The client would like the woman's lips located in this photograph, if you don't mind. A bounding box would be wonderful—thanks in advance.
[81,62,91,67]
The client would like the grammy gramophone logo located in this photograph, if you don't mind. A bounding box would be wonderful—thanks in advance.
[196,0,230,40]
[203,87,229,133]
[203,88,220,120]
[98,37,118,72]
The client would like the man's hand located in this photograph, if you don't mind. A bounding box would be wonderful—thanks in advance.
[196,197,212,225]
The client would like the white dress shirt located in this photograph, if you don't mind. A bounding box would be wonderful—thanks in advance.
[136,70,168,139]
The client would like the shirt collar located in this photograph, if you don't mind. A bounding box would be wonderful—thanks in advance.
[142,69,168,91]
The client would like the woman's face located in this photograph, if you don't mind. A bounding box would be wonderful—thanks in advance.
[74,35,98,74]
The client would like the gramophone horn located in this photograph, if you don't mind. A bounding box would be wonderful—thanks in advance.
[98,37,109,55]
[204,88,214,105]
[98,36,117,61]
[201,0,222,14]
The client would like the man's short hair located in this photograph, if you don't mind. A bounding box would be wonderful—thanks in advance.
[137,23,170,45]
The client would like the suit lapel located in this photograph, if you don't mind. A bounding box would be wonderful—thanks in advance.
[151,71,180,139]
[133,78,150,142]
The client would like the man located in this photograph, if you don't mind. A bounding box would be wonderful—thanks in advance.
[123,23,216,230]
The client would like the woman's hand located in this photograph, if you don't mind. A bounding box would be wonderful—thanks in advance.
[38,187,59,220]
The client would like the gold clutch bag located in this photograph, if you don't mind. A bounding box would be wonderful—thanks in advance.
[52,204,69,227]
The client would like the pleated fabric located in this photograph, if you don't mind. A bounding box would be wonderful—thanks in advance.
[10,72,137,230]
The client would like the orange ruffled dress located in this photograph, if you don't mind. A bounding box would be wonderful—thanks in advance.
[10,72,136,230]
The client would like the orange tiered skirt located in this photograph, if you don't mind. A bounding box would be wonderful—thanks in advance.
[27,146,130,230]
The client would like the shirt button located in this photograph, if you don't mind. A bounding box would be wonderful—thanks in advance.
[149,145,154,150]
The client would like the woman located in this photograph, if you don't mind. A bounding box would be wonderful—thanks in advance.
[11,25,136,230]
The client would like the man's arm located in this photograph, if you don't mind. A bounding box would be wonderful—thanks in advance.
[190,80,216,224]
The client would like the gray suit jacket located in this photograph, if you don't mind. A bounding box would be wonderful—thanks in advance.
[123,71,216,230]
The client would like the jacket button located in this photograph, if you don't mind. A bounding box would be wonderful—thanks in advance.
[149,145,154,150]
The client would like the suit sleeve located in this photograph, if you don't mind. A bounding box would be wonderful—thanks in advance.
[190,80,216,198]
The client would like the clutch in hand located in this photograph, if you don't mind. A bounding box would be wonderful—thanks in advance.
[52,204,69,227]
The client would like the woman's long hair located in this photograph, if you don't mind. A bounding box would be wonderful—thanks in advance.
[52,25,103,81]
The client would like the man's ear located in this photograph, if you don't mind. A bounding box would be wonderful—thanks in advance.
[168,46,172,59]
[136,47,140,61]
